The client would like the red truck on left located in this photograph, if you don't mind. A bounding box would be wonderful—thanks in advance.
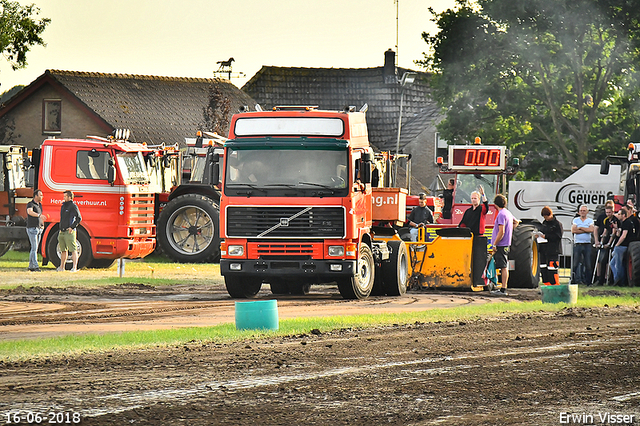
[0,132,156,269]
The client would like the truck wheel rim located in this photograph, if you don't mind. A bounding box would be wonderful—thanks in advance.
[356,250,373,292]
[166,205,214,255]
[56,238,83,266]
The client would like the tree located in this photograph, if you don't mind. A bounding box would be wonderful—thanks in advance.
[0,1,49,77]
[419,0,640,179]
[201,82,231,136]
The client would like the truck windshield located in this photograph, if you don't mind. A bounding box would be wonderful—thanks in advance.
[225,148,348,196]
[117,152,150,184]
[455,174,498,204]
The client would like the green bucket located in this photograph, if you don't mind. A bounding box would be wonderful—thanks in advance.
[235,300,279,330]
[540,284,578,304]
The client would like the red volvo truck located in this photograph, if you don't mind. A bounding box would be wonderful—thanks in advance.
[219,106,409,299]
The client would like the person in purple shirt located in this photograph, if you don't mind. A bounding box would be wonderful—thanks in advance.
[491,194,517,296]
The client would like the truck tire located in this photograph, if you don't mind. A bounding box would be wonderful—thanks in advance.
[157,194,220,263]
[508,223,540,288]
[46,228,93,270]
[627,241,640,287]
[381,240,408,296]
[225,276,262,298]
[288,281,311,296]
[0,241,12,258]
[87,259,116,269]
[337,243,375,299]
[269,280,290,295]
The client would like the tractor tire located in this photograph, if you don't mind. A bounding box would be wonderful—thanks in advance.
[87,258,116,269]
[46,228,93,270]
[0,241,12,258]
[381,240,408,296]
[626,241,640,287]
[225,276,262,298]
[337,243,375,299]
[157,194,220,263]
[508,223,540,288]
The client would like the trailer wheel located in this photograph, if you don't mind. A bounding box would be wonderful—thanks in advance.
[627,241,640,287]
[288,281,311,296]
[158,194,220,263]
[269,280,290,295]
[381,240,408,296]
[225,276,262,298]
[508,223,540,288]
[0,242,12,258]
[337,243,375,299]
[87,259,116,269]
[46,228,93,270]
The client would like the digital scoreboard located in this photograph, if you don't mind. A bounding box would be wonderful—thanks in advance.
[448,145,506,171]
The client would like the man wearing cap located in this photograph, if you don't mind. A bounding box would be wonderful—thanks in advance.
[407,193,434,242]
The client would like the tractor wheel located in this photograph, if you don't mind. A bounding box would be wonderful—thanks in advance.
[0,241,12,258]
[46,228,93,270]
[225,276,262,298]
[508,223,540,288]
[381,240,408,296]
[337,243,375,299]
[626,241,640,287]
[157,194,220,263]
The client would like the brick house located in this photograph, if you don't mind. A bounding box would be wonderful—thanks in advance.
[0,70,257,149]
[242,50,445,192]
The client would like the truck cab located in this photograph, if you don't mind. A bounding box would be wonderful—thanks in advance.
[37,136,156,269]
[219,106,408,299]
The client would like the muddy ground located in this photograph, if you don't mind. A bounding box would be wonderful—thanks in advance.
[0,283,638,425]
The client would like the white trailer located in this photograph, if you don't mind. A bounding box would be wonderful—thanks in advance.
[508,164,621,253]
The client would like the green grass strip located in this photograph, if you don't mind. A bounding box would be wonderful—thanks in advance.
[1,294,637,362]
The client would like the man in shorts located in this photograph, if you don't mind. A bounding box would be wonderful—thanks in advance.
[58,190,82,272]
[491,194,517,295]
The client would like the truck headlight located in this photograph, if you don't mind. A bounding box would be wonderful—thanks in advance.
[328,246,344,256]
[228,245,244,256]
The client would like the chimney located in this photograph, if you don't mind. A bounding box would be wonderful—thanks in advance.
[384,49,397,84]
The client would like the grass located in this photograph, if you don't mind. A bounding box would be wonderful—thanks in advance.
[0,292,638,362]
[0,250,224,289]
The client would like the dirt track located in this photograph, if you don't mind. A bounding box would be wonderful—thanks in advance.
[0,302,638,425]
[0,283,533,341]
[0,281,639,425]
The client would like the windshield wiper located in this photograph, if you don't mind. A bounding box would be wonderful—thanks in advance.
[263,184,298,189]
[225,183,267,194]
[298,182,335,196]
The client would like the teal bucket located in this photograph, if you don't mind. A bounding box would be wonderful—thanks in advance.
[540,284,578,304]
[235,300,279,331]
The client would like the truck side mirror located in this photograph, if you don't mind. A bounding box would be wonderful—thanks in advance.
[361,159,372,184]
[600,159,610,175]
[107,161,116,186]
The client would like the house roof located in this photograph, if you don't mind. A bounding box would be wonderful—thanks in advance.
[0,70,257,144]
[242,65,436,151]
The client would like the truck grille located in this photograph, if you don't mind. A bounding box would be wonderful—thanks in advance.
[226,206,345,238]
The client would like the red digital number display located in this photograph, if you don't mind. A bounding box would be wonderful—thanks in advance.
[449,146,505,170]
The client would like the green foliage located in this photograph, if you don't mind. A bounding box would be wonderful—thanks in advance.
[0,0,49,75]
[419,0,640,179]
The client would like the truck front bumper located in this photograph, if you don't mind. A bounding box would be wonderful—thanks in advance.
[220,259,356,279]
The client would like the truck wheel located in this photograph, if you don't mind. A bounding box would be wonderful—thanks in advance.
[87,259,116,269]
[382,240,408,296]
[46,228,93,270]
[508,223,540,288]
[337,243,375,299]
[225,276,262,298]
[158,194,220,263]
[289,281,311,296]
[0,242,12,258]
[627,241,640,287]
[269,280,290,295]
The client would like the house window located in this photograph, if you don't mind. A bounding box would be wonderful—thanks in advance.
[43,99,62,134]
[434,132,448,165]
[76,150,111,180]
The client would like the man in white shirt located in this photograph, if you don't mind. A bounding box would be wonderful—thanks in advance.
[571,205,594,284]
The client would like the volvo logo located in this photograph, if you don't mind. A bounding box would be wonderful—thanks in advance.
[280,218,290,227]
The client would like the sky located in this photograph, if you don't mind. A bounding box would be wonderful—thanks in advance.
[0,0,456,93]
